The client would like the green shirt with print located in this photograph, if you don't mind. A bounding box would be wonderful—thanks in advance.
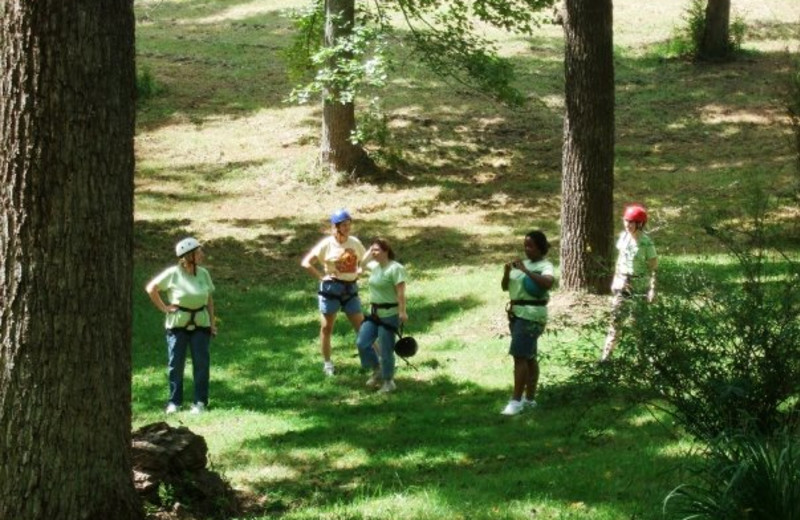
[508,258,554,324]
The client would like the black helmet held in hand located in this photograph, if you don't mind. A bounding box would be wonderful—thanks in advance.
[394,336,418,358]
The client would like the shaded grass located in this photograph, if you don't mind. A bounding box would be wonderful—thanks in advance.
[132,0,800,517]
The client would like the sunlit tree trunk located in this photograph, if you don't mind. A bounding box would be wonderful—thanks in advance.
[559,0,615,293]
[0,1,143,518]
[700,0,731,60]
[321,0,372,177]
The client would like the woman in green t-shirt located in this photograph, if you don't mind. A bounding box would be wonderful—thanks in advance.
[146,237,216,414]
[500,231,555,416]
[356,238,408,393]
[601,204,658,361]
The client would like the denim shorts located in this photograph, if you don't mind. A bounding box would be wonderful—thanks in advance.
[318,279,362,315]
[508,318,543,359]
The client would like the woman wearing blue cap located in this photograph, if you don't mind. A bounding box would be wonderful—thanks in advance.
[302,209,366,376]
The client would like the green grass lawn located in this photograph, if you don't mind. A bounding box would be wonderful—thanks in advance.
[132,0,800,517]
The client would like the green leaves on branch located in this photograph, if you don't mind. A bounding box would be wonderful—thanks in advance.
[285,1,389,105]
[284,0,555,107]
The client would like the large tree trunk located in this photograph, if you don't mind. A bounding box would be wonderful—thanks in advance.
[0,2,143,519]
[560,0,615,293]
[700,0,731,60]
[320,0,373,177]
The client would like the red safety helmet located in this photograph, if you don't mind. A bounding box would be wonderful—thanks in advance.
[623,204,648,225]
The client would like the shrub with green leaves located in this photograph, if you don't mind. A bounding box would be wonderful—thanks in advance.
[661,0,747,60]
[664,431,800,520]
[611,215,800,440]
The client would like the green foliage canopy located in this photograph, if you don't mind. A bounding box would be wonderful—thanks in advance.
[285,0,555,107]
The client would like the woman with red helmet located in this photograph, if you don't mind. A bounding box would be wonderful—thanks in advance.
[601,204,658,361]
[301,209,367,376]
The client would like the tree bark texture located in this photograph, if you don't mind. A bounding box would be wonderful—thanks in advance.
[320,0,370,176]
[560,0,615,293]
[0,2,143,519]
[700,0,731,60]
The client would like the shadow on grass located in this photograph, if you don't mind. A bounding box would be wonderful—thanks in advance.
[135,0,799,259]
[204,369,695,519]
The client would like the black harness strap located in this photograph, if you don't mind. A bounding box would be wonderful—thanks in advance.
[509,299,549,306]
[318,279,358,306]
[176,305,206,331]
[506,299,548,322]
[318,290,357,306]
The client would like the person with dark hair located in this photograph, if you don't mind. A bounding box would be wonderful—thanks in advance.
[146,237,216,414]
[500,230,555,416]
[356,238,408,393]
[301,209,366,376]
[601,204,658,361]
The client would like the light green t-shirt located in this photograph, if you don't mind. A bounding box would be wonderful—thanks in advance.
[365,260,406,318]
[507,258,554,324]
[614,231,657,291]
[308,235,366,282]
[150,265,215,329]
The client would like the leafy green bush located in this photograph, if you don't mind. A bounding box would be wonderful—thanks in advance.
[665,431,800,520]
[611,212,800,440]
[136,66,161,102]
[660,0,747,60]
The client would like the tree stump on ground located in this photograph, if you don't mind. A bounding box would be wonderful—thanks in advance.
[132,422,238,519]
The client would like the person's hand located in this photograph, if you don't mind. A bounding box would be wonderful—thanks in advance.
[165,304,178,313]
[399,311,408,323]
[210,325,218,337]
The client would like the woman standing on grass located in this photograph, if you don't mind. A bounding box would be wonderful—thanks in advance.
[146,237,216,414]
[301,209,366,376]
[500,230,555,416]
[600,204,658,361]
[356,238,408,393]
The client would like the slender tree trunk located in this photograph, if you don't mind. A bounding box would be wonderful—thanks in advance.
[320,0,372,177]
[560,0,615,293]
[0,2,143,519]
[700,0,731,60]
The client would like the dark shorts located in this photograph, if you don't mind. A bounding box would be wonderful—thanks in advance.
[508,318,543,359]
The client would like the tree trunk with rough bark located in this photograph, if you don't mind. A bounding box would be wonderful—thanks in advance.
[700,0,731,60]
[0,2,143,519]
[320,0,373,177]
[560,0,615,293]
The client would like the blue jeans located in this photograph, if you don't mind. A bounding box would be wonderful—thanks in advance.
[166,328,211,406]
[356,315,399,381]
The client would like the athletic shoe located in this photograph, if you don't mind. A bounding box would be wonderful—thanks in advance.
[323,363,335,377]
[500,400,524,416]
[365,370,381,388]
[165,402,179,414]
[190,402,206,414]
[522,398,538,409]
[378,380,396,393]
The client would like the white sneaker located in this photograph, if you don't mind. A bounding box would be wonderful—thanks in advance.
[190,402,206,414]
[522,398,538,409]
[366,370,381,388]
[165,403,179,414]
[378,380,396,393]
[323,362,335,376]
[500,400,524,416]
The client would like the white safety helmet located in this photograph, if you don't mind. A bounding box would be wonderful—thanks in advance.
[175,237,201,258]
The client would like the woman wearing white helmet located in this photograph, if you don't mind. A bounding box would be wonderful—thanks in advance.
[146,237,216,413]
[301,209,366,376]
[601,204,658,361]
